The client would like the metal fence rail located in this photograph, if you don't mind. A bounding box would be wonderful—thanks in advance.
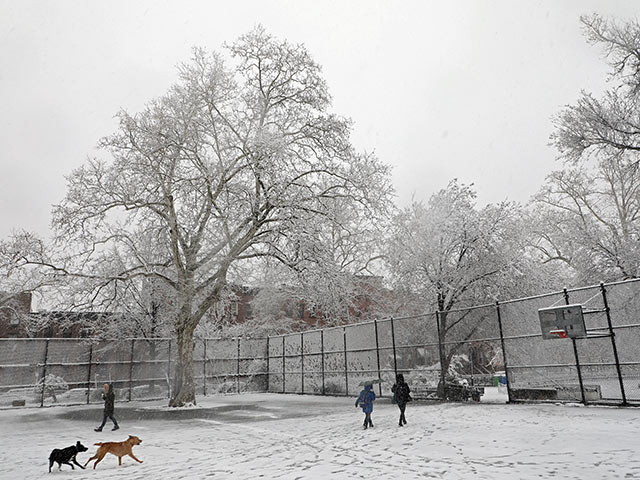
[1,279,639,408]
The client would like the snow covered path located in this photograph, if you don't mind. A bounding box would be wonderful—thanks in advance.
[1,391,639,479]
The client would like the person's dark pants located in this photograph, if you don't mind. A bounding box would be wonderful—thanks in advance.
[363,412,373,428]
[398,403,407,425]
[98,413,118,429]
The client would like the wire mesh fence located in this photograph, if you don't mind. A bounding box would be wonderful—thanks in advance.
[0,337,269,408]
[499,281,640,405]
[1,279,639,408]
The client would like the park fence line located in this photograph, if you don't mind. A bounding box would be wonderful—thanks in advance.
[1,279,639,408]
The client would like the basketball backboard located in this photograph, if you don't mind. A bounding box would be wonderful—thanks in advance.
[538,304,587,339]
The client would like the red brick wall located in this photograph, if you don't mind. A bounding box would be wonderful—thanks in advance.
[0,292,32,338]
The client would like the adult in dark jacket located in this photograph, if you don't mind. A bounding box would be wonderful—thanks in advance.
[391,373,411,426]
[95,383,119,432]
[355,384,376,429]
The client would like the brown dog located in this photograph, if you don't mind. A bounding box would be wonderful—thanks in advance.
[84,435,143,469]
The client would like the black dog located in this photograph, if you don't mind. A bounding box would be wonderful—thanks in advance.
[48,441,88,472]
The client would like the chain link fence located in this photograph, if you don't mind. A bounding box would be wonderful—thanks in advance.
[0,337,269,408]
[500,281,640,404]
[267,279,640,405]
[1,279,639,408]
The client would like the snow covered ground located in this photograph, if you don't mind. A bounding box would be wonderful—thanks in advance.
[1,388,639,479]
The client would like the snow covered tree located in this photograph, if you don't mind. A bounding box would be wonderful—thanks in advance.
[533,157,640,282]
[552,14,640,162]
[386,180,530,382]
[248,190,392,329]
[6,27,392,406]
[539,14,640,282]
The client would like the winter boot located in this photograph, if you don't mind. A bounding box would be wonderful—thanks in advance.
[94,427,102,432]
[112,424,119,431]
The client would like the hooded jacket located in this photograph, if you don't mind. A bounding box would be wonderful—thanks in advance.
[392,374,411,405]
[355,384,376,414]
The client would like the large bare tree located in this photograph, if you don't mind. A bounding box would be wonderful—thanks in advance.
[552,14,640,163]
[533,157,640,281]
[5,27,392,406]
[538,14,640,282]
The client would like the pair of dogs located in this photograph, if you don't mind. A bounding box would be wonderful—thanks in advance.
[48,435,142,472]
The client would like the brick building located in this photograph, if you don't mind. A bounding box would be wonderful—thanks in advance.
[0,292,32,338]
[1,275,394,338]
[0,292,116,338]
[223,276,389,328]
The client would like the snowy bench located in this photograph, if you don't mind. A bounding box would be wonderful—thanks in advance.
[410,383,484,402]
[511,384,601,402]
[410,385,438,401]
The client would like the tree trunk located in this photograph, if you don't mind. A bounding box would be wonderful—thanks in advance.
[169,326,196,407]
[436,308,450,399]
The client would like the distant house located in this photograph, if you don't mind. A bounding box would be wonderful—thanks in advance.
[223,275,391,330]
[0,275,396,338]
[27,311,117,338]
[0,292,32,338]
[0,292,120,338]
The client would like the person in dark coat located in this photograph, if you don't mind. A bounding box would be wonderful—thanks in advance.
[95,383,119,432]
[391,373,411,426]
[355,384,376,429]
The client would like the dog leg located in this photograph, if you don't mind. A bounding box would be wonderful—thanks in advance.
[118,456,122,466]
[48,459,53,473]
[72,456,86,470]
[63,461,74,469]
[84,455,97,468]
[129,453,143,464]
[93,452,107,469]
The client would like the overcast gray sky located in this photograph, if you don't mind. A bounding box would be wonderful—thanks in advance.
[1,0,638,239]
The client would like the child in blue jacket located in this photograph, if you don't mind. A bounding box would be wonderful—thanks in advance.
[355,384,376,429]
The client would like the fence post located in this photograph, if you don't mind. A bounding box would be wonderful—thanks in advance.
[167,339,172,399]
[300,332,305,395]
[86,343,93,405]
[320,330,325,395]
[374,319,382,397]
[203,338,207,397]
[390,316,398,378]
[495,301,513,403]
[564,288,586,404]
[128,339,135,402]
[40,339,50,408]
[266,336,270,393]
[435,311,446,400]
[343,326,349,396]
[236,337,241,394]
[600,282,627,405]
[282,336,286,393]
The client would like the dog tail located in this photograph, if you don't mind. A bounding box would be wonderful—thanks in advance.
[94,442,103,446]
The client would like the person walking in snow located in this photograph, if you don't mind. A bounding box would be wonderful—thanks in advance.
[391,373,412,426]
[355,384,376,429]
[95,383,119,432]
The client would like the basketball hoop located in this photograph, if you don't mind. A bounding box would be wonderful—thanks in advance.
[538,304,587,340]
[549,329,567,339]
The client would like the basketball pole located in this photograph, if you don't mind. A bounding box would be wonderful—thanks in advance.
[563,289,586,405]
[495,301,513,404]
[599,282,627,406]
